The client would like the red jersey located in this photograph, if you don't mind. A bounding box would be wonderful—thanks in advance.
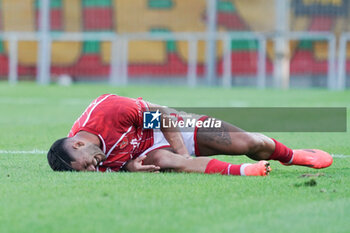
[68,94,154,172]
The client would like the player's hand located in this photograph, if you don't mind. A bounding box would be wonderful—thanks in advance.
[125,156,160,173]
[182,154,192,159]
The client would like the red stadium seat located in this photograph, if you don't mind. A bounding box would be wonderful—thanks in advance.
[83,8,113,31]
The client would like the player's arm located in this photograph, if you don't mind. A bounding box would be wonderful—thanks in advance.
[123,156,160,172]
[147,103,190,158]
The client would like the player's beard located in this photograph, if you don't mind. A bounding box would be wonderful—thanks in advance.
[87,143,107,161]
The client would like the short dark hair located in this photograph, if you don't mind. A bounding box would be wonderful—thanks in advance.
[47,137,75,171]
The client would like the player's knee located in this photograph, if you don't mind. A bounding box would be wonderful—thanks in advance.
[245,134,267,155]
[245,134,275,160]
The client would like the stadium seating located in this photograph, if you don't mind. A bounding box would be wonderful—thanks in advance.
[0,0,349,79]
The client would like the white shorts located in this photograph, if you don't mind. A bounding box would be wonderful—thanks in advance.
[139,116,208,157]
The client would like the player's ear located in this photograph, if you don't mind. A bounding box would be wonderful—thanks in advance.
[72,140,85,149]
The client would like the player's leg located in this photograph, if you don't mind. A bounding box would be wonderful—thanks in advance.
[196,120,278,160]
[142,148,271,176]
[196,119,333,169]
[143,149,209,173]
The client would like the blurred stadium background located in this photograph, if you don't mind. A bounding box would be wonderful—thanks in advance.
[1,2,350,232]
[0,0,350,89]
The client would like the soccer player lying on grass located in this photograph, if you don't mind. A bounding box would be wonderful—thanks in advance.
[47,94,333,176]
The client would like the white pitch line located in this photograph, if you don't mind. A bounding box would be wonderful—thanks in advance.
[332,154,350,158]
[0,149,46,155]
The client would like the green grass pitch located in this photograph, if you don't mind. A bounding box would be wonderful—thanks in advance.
[0,82,349,233]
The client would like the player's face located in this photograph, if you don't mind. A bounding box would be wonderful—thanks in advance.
[68,141,106,172]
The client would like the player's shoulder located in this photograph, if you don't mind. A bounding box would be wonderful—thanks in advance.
[92,94,149,114]
[96,94,141,102]
[92,94,125,105]
[93,94,143,112]
[95,93,117,101]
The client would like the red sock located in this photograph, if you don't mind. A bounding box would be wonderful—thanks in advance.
[269,138,293,163]
[204,159,242,176]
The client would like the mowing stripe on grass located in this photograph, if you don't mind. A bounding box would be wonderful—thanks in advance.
[0,149,46,154]
[0,97,90,105]
[1,150,350,159]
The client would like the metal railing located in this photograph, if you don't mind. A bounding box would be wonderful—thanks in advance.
[0,0,347,90]
[0,31,340,89]
[337,33,350,90]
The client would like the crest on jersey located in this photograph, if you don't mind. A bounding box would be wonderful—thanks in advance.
[119,137,129,149]
[143,110,161,129]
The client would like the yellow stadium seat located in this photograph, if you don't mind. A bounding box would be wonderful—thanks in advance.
[266,41,299,60]
[101,42,112,64]
[4,41,37,66]
[347,42,350,59]
[51,42,82,65]
[314,41,328,61]
[114,0,206,33]
[63,0,82,32]
[4,41,82,66]
[2,0,35,32]
[102,41,167,64]
[232,0,275,32]
[178,41,223,64]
